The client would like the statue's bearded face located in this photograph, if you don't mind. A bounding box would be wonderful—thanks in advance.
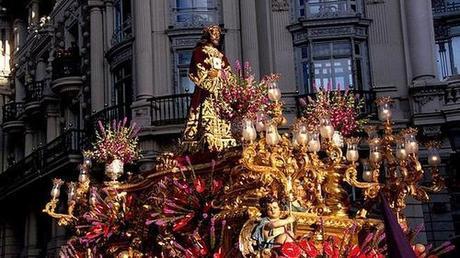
[209,27,221,46]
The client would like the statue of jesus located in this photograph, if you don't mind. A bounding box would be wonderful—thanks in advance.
[180,25,237,153]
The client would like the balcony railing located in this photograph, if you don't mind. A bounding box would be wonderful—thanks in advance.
[112,18,133,46]
[52,55,81,80]
[298,0,361,19]
[150,93,192,126]
[2,102,24,123]
[294,90,376,117]
[432,0,460,14]
[25,80,45,102]
[170,8,219,28]
[0,129,86,198]
[87,103,132,138]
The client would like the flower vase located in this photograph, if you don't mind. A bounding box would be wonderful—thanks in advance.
[105,159,124,182]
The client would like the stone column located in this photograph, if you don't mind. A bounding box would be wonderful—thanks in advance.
[104,0,114,105]
[240,0,260,79]
[46,105,60,143]
[24,125,34,156]
[13,19,27,50]
[404,0,437,81]
[133,0,154,100]
[89,0,105,112]
[22,211,40,257]
[222,0,241,63]
[15,77,25,102]
[0,220,21,257]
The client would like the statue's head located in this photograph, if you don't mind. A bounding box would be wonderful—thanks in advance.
[200,25,222,47]
[259,195,281,219]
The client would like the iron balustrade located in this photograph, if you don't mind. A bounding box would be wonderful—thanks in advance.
[432,0,460,14]
[112,18,133,46]
[25,80,45,102]
[0,129,86,198]
[150,93,192,126]
[299,0,361,19]
[87,103,132,139]
[2,102,24,123]
[294,90,376,117]
[52,56,81,80]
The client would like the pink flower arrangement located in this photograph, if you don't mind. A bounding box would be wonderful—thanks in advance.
[84,118,141,164]
[300,89,368,137]
[217,61,276,121]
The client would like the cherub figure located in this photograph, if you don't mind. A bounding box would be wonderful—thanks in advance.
[251,195,296,254]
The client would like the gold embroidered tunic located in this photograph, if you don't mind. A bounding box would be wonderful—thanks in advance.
[180,44,237,153]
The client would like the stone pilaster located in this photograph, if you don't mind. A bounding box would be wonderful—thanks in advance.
[46,104,60,143]
[404,0,437,81]
[15,77,25,102]
[133,0,154,100]
[24,125,34,156]
[22,211,40,257]
[89,0,105,112]
[240,0,260,79]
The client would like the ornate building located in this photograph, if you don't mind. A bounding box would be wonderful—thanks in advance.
[0,0,458,256]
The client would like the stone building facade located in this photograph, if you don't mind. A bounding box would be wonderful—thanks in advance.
[0,0,459,256]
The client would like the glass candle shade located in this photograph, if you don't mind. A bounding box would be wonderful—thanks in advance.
[404,134,419,154]
[369,145,382,163]
[308,132,321,152]
[78,167,89,183]
[51,178,64,199]
[83,156,92,169]
[267,82,281,101]
[265,124,280,146]
[332,131,344,147]
[319,117,334,139]
[105,159,124,181]
[427,148,441,166]
[295,124,309,146]
[346,142,359,162]
[362,160,372,182]
[255,112,266,132]
[378,102,392,122]
[396,142,407,160]
[67,182,76,203]
[242,119,257,142]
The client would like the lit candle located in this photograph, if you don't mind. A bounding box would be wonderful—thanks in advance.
[267,82,281,101]
[369,145,381,163]
[308,132,321,152]
[51,178,64,199]
[346,138,359,162]
[378,102,392,122]
[319,117,334,139]
[404,134,418,154]
[255,112,266,132]
[242,119,257,142]
[396,143,407,160]
[83,156,92,169]
[295,124,309,146]
[428,147,441,166]
[332,131,344,147]
[67,182,76,203]
[362,160,372,182]
[78,167,89,183]
[265,124,280,146]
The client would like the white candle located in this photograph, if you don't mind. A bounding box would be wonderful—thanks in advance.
[346,150,359,162]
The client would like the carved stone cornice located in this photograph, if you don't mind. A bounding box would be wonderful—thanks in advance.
[272,0,289,12]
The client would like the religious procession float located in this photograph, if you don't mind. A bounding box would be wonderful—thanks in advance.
[43,25,454,257]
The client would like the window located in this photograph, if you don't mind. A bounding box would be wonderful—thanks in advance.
[436,41,453,79]
[113,0,132,45]
[174,50,194,94]
[295,0,360,19]
[171,0,219,27]
[113,61,133,119]
[295,40,369,94]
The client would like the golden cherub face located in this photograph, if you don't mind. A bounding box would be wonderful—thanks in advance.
[266,202,281,219]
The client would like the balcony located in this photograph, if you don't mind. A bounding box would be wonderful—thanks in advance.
[150,93,192,126]
[88,103,132,137]
[2,102,25,133]
[294,90,376,117]
[24,80,45,115]
[432,0,460,17]
[51,52,82,97]
[0,129,86,200]
[111,18,133,46]
[298,0,362,20]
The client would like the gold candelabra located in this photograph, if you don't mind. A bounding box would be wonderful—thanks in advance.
[240,88,445,226]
